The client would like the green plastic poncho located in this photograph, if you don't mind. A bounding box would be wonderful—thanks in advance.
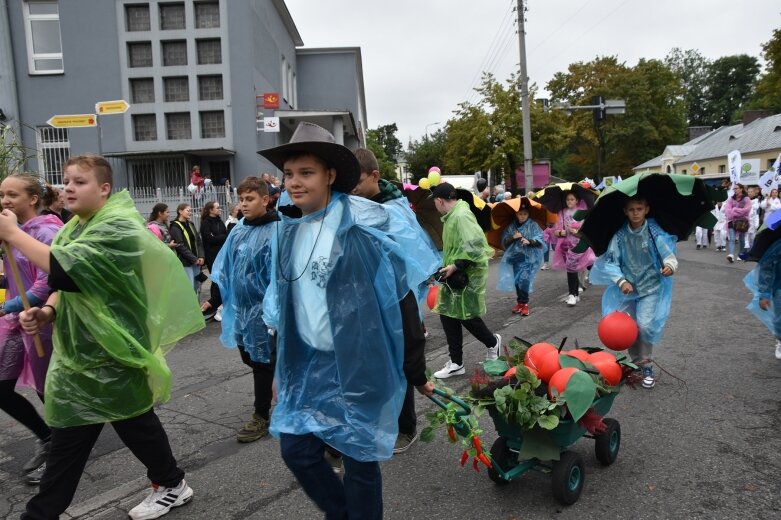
[46,191,204,427]
[435,200,494,320]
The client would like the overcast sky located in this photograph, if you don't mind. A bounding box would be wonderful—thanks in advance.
[285,0,780,146]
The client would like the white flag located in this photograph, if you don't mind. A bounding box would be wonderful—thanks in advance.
[759,169,778,196]
[773,152,781,175]
[727,150,742,184]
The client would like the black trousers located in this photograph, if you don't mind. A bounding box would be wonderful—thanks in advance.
[206,258,222,309]
[22,409,184,520]
[567,271,580,296]
[238,344,275,420]
[0,379,49,441]
[397,383,416,436]
[440,315,496,366]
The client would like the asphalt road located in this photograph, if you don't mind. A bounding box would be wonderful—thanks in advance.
[1,239,780,520]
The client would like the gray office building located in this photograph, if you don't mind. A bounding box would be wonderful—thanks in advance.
[0,0,367,188]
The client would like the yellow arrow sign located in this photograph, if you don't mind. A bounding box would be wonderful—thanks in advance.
[95,100,130,115]
[46,114,97,128]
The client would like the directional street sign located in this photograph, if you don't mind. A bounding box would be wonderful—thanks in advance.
[46,114,97,128]
[95,100,130,115]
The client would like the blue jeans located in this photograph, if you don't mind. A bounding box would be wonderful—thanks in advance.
[728,228,747,257]
[280,433,382,520]
[183,264,200,291]
[512,264,531,303]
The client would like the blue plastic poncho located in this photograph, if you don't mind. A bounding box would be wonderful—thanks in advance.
[744,239,781,336]
[47,191,204,427]
[589,218,677,345]
[211,212,277,363]
[263,192,425,462]
[383,197,442,303]
[497,218,547,292]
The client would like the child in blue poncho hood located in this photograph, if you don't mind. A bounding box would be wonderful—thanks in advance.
[497,205,547,316]
[260,122,434,520]
[589,197,678,389]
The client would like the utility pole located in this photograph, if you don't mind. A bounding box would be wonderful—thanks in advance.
[517,0,534,194]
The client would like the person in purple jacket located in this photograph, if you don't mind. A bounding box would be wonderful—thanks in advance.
[724,183,752,263]
[0,174,62,485]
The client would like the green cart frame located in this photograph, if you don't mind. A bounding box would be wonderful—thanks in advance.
[430,388,621,505]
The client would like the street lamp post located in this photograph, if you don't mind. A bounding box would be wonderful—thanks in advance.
[425,122,441,141]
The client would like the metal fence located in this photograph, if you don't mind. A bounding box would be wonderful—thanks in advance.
[125,185,237,229]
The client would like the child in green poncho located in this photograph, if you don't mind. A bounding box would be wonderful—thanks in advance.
[0,155,204,520]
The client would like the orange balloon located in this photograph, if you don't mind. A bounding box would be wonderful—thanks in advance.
[537,350,562,383]
[592,359,622,386]
[563,349,590,362]
[548,367,579,399]
[426,285,438,310]
[524,342,557,373]
[598,311,639,350]
[587,351,618,364]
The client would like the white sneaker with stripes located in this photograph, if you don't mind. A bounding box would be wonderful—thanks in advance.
[128,480,193,520]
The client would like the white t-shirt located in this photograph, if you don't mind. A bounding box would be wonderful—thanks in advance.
[291,202,343,351]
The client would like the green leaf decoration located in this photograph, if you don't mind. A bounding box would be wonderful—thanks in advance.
[560,369,596,422]
[559,355,588,370]
[483,358,510,376]
[517,427,561,461]
[536,413,560,430]
[420,426,436,442]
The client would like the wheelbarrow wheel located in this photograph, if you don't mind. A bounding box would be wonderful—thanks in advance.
[487,437,512,486]
[551,450,584,505]
[594,418,620,466]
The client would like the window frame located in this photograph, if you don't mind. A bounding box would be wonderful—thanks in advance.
[22,1,64,75]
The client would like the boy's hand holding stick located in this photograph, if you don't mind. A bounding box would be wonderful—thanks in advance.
[2,242,46,358]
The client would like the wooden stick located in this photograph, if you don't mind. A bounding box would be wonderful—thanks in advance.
[4,243,45,358]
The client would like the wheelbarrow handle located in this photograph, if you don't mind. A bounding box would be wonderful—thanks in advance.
[427,387,472,417]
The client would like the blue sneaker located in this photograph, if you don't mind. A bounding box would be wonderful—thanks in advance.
[641,365,655,389]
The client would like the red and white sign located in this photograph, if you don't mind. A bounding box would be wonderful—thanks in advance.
[262,93,280,109]
[263,117,280,133]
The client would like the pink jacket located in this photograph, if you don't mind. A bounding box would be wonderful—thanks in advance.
[724,195,751,222]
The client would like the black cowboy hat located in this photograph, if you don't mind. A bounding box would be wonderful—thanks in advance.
[258,122,360,193]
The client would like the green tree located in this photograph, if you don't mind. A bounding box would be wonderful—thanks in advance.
[750,28,781,112]
[665,48,711,126]
[405,130,446,182]
[0,123,34,180]
[371,123,403,163]
[365,128,398,180]
[704,55,760,126]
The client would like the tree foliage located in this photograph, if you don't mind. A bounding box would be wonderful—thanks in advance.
[704,55,760,126]
[365,128,398,180]
[0,123,33,180]
[370,123,403,163]
[405,131,447,183]
[750,28,781,112]
[665,48,710,126]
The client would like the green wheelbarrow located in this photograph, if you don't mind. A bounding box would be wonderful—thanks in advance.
[429,388,621,505]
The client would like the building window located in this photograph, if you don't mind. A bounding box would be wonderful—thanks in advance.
[159,3,185,30]
[700,166,705,175]
[196,38,221,64]
[164,76,189,102]
[22,1,64,74]
[200,110,225,138]
[195,2,220,28]
[128,41,153,67]
[162,40,187,66]
[719,165,726,173]
[166,112,191,140]
[198,75,222,100]
[133,114,157,141]
[125,4,151,31]
[130,78,155,103]
[35,126,69,185]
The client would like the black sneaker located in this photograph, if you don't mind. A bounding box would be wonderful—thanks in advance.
[24,463,45,486]
[22,438,50,473]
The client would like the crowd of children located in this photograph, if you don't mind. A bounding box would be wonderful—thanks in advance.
[4,127,781,519]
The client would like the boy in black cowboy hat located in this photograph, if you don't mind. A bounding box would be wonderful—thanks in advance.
[259,122,433,519]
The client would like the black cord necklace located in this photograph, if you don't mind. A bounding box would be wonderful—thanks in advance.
[277,192,330,283]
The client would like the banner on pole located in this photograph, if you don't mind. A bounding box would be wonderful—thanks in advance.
[727,150,742,184]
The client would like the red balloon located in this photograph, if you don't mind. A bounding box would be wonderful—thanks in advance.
[548,367,579,399]
[592,359,622,386]
[426,285,438,310]
[538,350,562,383]
[524,342,557,373]
[597,311,638,351]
